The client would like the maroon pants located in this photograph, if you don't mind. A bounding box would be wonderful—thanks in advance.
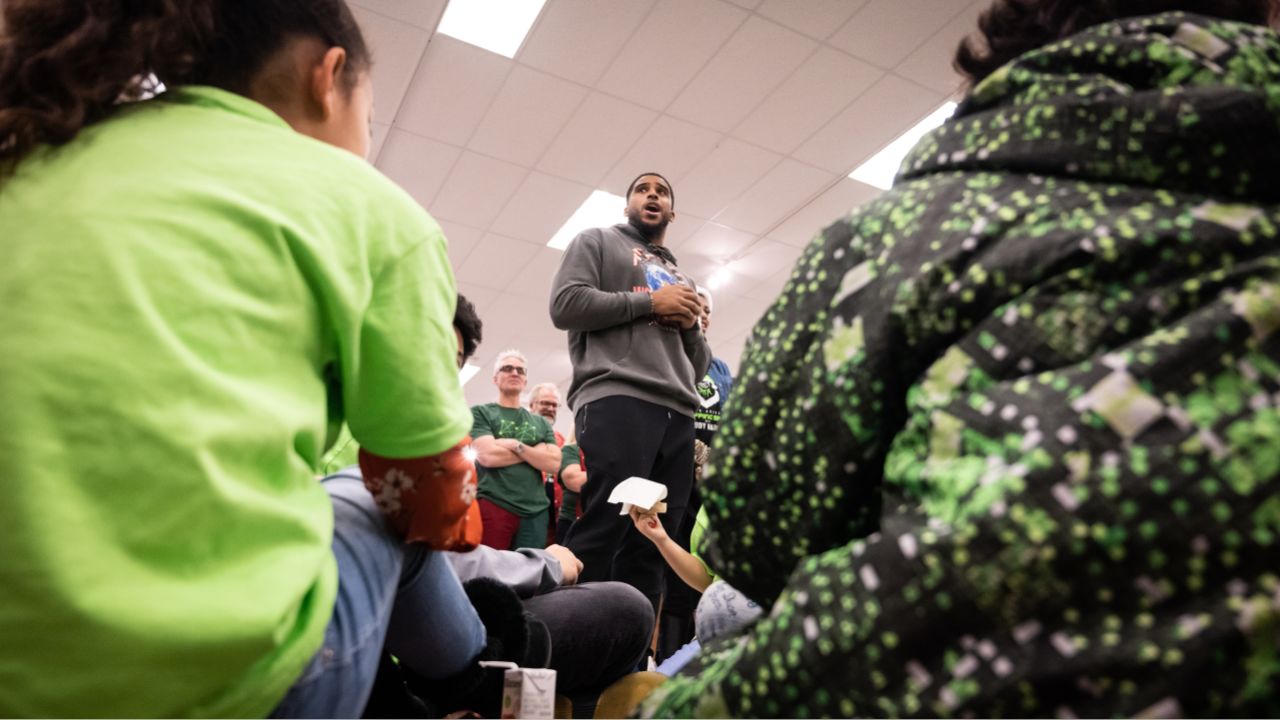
[479,498,520,550]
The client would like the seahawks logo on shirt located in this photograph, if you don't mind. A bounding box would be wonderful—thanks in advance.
[698,377,720,409]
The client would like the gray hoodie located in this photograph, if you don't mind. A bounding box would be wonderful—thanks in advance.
[550,223,712,416]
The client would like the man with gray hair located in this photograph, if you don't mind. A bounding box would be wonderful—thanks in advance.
[470,350,561,549]
[527,381,565,545]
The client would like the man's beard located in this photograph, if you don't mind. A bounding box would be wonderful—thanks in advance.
[628,212,669,240]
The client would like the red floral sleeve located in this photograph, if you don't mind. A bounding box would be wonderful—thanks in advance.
[358,437,482,550]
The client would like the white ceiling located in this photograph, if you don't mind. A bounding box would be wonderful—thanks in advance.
[351,0,985,434]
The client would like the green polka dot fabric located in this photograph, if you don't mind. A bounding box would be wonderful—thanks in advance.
[642,12,1280,718]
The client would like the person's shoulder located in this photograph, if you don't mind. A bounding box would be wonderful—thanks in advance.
[575,223,637,250]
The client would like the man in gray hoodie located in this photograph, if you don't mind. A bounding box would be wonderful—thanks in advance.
[549,172,712,612]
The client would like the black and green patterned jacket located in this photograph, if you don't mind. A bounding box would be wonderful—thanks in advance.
[643,13,1280,718]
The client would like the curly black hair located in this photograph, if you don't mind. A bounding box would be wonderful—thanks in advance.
[955,0,1277,86]
[454,293,484,366]
[0,0,370,168]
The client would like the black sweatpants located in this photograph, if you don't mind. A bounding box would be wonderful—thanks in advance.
[564,395,694,611]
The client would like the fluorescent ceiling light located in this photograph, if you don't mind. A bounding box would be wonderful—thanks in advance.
[459,362,481,385]
[548,190,626,250]
[848,101,958,191]
[437,0,547,58]
[707,266,733,291]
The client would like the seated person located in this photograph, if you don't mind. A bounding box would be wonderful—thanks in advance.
[354,293,655,718]
[629,440,762,659]
[643,1,1280,717]
[0,1,483,717]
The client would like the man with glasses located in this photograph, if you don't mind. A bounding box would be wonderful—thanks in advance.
[470,351,562,550]
[528,382,566,545]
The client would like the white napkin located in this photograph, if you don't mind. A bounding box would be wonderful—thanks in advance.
[607,476,668,515]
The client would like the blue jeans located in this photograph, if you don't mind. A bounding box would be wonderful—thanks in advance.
[271,472,487,718]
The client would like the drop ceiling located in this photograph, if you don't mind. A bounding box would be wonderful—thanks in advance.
[350,0,986,434]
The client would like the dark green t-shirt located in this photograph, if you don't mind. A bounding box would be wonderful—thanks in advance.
[471,403,555,516]
[558,443,582,521]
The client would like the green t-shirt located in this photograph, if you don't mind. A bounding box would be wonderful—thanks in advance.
[0,86,472,717]
[471,404,556,516]
[558,443,582,521]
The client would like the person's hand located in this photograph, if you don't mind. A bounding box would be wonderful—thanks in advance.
[651,285,700,328]
[545,543,583,585]
[657,313,699,330]
[629,506,669,544]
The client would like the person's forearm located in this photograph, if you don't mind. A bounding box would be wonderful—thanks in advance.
[654,536,713,593]
[551,284,652,332]
[444,546,561,598]
[524,443,563,474]
[560,465,586,492]
[683,326,712,379]
[473,438,522,468]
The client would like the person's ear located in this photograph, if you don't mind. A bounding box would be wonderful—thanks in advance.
[308,46,348,120]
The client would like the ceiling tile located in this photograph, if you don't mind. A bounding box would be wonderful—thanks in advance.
[489,172,594,246]
[729,238,804,281]
[518,0,656,86]
[431,151,529,228]
[478,290,564,351]
[675,253,722,289]
[711,290,774,339]
[767,178,882,247]
[349,6,431,123]
[505,247,569,302]
[454,234,544,291]
[741,263,793,301]
[439,220,485,270]
[350,0,447,30]
[676,137,782,220]
[600,115,722,195]
[682,223,757,263]
[713,159,838,235]
[370,122,391,162]
[538,94,659,187]
[454,280,502,316]
[894,0,983,95]
[663,213,709,253]
[829,0,970,69]
[375,129,461,209]
[467,66,589,168]
[756,0,869,41]
[596,0,748,111]
[712,332,745,375]
[732,47,883,155]
[667,17,815,133]
[793,73,945,175]
[394,35,512,146]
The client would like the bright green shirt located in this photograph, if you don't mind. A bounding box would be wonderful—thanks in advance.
[321,424,361,475]
[689,507,714,582]
[0,86,472,717]
[470,404,555,516]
